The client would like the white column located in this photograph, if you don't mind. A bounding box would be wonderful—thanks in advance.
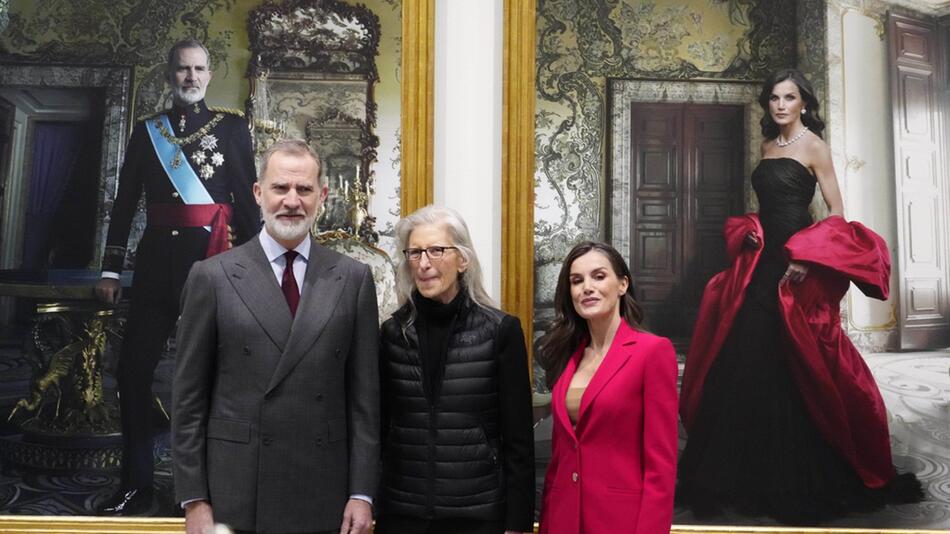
[433,0,504,302]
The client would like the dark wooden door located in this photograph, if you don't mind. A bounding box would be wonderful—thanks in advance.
[629,103,744,343]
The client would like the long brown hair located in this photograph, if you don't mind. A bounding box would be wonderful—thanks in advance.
[537,241,644,389]
[758,68,825,139]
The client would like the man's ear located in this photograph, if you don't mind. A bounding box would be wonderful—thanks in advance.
[253,182,263,206]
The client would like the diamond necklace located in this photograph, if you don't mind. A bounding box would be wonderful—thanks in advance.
[776,126,808,147]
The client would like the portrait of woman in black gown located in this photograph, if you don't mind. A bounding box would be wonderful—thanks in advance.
[676,68,923,524]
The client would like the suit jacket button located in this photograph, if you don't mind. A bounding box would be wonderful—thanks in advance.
[263,437,273,446]
[315,393,323,401]
[571,472,578,482]
[243,346,251,355]
[316,437,323,446]
[171,230,179,236]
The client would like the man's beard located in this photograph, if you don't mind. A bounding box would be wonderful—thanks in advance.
[172,86,205,106]
[262,208,316,244]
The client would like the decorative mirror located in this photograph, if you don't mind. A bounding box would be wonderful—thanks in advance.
[246,0,381,244]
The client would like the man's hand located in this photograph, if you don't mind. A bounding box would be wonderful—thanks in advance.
[184,500,214,534]
[95,278,122,305]
[339,498,372,534]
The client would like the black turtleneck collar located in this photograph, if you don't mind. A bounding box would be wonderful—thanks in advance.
[412,290,465,403]
[413,290,464,323]
[170,99,211,135]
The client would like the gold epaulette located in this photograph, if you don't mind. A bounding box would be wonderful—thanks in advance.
[208,106,245,118]
[136,110,165,122]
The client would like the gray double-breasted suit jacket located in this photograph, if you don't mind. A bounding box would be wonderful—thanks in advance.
[172,234,380,533]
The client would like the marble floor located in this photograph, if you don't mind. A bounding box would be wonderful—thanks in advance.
[1,339,949,530]
[667,350,950,530]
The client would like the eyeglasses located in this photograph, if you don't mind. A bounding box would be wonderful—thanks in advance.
[402,246,458,262]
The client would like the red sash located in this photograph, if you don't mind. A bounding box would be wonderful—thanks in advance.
[147,203,233,258]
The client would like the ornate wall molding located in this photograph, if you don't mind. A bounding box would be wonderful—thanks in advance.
[0,64,132,270]
[247,0,382,80]
[608,78,762,267]
[502,0,537,370]
[400,0,435,213]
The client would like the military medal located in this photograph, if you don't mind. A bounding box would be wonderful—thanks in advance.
[200,164,215,179]
[199,134,218,151]
[179,114,186,132]
[154,113,225,177]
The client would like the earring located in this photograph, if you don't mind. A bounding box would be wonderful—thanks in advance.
[801,109,806,115]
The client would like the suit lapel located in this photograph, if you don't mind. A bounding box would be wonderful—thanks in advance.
[576,321,637,430]
[266,241,345,394]
[223,237,292,352]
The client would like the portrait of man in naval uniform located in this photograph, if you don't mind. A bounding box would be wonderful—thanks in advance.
[94,38,259,515]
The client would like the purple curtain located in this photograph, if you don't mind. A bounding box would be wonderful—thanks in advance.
[22,122,84,270]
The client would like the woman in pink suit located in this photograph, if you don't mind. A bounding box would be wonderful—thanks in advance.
[538,241,678,534]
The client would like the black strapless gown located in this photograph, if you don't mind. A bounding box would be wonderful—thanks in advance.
[676,158,920,524]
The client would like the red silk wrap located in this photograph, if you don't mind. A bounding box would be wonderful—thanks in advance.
[680,214,896,489]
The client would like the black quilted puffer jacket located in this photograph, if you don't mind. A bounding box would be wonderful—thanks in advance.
[377,294,535,531]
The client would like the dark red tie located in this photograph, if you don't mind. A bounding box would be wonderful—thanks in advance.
[282,250,300,317]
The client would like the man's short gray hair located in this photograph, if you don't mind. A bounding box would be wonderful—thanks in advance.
[166,39,212,70]
[258,139,323,184]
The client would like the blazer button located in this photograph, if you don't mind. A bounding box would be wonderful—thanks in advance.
[171,230,179,236]
[315,393,323,401]
[571,472,578,482]
[316,437,323,446]
[262,437,273,446]
[243,346,251,355]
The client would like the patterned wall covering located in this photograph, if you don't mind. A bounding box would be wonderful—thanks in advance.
[0,0,8,34]
[797,0,828,114]
[0,0,402,258]
[533,0,798,349]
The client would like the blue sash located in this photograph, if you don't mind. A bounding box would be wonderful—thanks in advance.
[146,114,213,230]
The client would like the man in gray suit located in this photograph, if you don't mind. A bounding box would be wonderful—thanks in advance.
[172,139,379,534]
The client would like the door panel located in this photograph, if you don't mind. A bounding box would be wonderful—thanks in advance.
[629,102,744,341]
[888,13,950,349]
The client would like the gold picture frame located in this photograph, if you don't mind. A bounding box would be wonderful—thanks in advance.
[2,1,939,533]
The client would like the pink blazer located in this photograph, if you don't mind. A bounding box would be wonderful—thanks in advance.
[540,321,678,534]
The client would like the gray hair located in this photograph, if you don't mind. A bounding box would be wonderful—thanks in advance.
[394,205,495,320]
[258,139,323,184]
[166,39,212,70]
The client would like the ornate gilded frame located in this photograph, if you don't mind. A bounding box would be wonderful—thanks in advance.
[401,0,536,367]
[502,0,537,370]
[7,2,936,533]
[0,1,425,531]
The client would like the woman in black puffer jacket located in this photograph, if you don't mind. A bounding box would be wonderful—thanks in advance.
[376,205,535,534]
